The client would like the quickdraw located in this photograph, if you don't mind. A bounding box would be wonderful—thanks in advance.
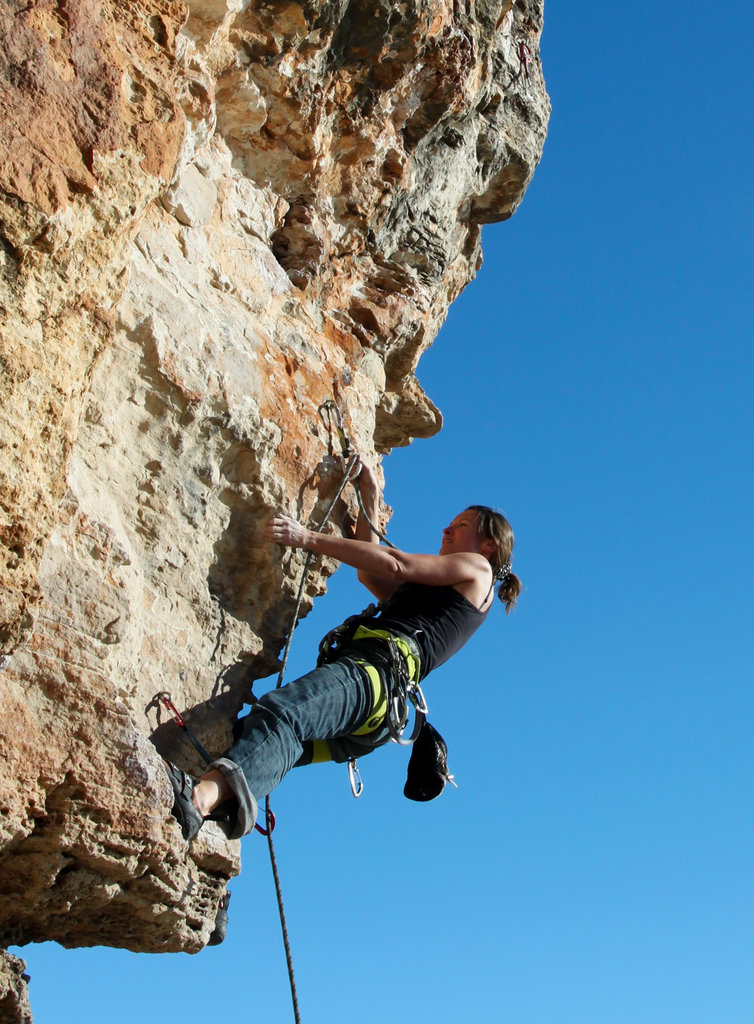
[157,691,213,766]
[518,38,533,97]
[319,398,351,461]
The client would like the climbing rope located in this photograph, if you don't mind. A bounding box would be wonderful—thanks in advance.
[353,475,397,550]
[265,445,359,1024]
[265,799,300,1022]
[273,448,360,688]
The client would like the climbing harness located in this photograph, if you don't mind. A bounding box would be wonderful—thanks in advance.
[353,625,427,745]
[318,616,428,751]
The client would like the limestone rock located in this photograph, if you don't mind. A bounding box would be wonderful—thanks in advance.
[0,951,32,1024]
[0,0,549,1010]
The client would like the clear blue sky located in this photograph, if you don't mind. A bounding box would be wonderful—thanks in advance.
[18,2,753,1021]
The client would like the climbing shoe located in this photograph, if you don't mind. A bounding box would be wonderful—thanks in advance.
[208,891,231,946]
[164,760,205,841]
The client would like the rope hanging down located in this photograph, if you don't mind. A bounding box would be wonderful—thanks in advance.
[266,438,359,1024]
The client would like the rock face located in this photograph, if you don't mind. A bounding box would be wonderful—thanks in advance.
[0,951,32,1024]
[0,0,548,1014]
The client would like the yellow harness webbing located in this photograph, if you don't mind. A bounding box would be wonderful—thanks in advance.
[310,662,385,763]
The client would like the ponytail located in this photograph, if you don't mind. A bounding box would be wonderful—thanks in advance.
[494,562,522,614]
[468,505,522,614]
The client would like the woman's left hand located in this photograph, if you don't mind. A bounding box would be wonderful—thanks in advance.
[265,515,311,549]
[353,456,380,502]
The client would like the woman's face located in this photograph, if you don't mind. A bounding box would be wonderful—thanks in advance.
[439,510,490,556]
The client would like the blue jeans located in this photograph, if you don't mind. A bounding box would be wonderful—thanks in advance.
[209,656,379,838]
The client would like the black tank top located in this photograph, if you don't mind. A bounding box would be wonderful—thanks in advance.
[374,582,491,678]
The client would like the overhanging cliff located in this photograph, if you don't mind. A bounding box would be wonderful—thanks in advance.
[0,0,549,1014]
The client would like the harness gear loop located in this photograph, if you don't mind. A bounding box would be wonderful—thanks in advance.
[347,758,363,798]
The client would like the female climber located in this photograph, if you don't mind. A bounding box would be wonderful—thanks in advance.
[165,461,521,841]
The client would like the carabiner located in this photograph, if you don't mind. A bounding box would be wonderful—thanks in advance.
[348,757,363,798]
[408,682,429,716]
[157,691,186,727]
[390,690,409,733]
[390,707,425,747]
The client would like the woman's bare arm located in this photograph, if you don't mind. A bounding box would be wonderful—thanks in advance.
[265,514,490,594]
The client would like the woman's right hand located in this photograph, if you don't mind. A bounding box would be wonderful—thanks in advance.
[265,514,311,550]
